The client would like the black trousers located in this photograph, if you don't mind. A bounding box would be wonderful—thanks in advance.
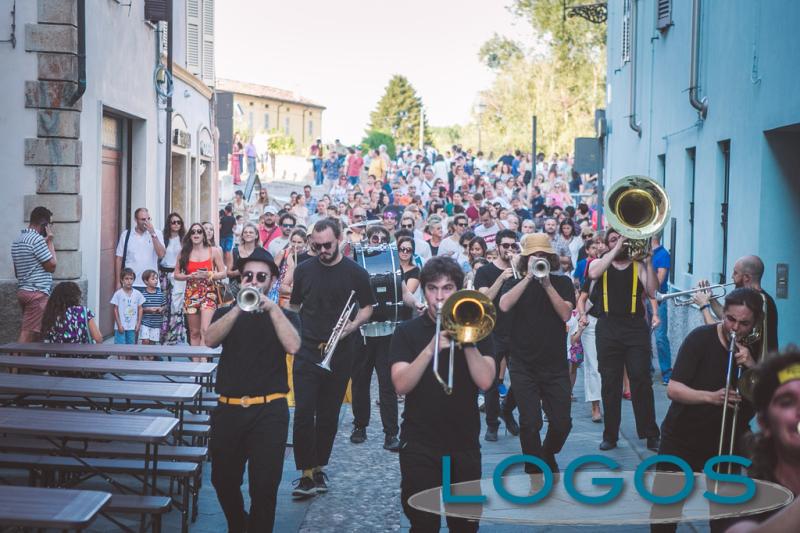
[485,340,517,430]
[400,441,482,533]
[351,333,398,436]
[292,336,355,471]
[210,399,288,533]
[596,315,660,442]
[509,361,572,471]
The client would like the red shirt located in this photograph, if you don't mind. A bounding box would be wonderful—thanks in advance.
[346,155,364,177]
[260,225,281,249]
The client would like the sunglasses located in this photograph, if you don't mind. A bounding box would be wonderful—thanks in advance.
[352,214,365,220]
[456,222,468,227]
[399,247,413,253]
[400,223,414,229]
[498,242,518,249]
[282,224,295,229]
[242,271,269,283]
[311,241,336,251]
[170,219,182,225]
[190,229,204,235]
[370,236,387,244]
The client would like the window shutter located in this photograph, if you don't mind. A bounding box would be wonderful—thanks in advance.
[201,0,215,86]
[145,0,169,22]
[621,0,631,64]
[657,0,672,31]
[186,0,201,75]
[158,21,168,57]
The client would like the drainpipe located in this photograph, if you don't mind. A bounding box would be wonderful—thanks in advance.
[689,0,708,118]
[66,0,86,106]
[163,0,174,219]
[628,0,641,136]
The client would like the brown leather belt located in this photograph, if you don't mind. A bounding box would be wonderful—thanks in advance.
[218,393,287,408]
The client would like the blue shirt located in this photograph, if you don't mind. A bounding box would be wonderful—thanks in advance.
[652,245,671,294]
[574,258,588,286]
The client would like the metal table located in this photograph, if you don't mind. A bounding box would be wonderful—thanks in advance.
[0,485,111,530]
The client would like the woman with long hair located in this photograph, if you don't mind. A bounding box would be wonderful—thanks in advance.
[277,228,309,307]
[159,212,187,344]
[396,236,420,295]
[558,219,583,268]
[468,236,488,266]
[547,180,574,209]
[226,222,260,299]
[230,142,242,185]
[41,282,103,345]
[174,223,226,359]
[251,187,271,217]
[291,194,309,226]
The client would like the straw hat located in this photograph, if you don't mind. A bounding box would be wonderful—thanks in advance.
[520,233,555,256]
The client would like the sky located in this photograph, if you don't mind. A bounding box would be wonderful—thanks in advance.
[215,0,530,145]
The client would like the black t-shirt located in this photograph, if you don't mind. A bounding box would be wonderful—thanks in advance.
[211,305,301,397]
[473,263,510,340]
[660,324,754,458]
[389,313,495,451]
[399,266,420,321]
[290,256,376,357]
[220,215,236,239]
[500,274,576,370]
[430,244,439,256]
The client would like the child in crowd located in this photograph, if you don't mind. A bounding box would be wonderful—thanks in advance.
[567,287,586,400]
[139,269,165,356]
[110,268,144,346]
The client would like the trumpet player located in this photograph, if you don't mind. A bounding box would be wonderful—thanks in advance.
[474,229,520,441]
[588,229,661,452]
[499,233,576,473]
[204,247,301,533]
[693,255,779,353]
[390,256,496,533]
[288,219,375,498]
[651,288,763,533]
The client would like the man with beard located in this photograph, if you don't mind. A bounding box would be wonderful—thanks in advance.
[499,234,575,472]
[475,229,520,441]
[267,213,296,257]
[289,219,376,498]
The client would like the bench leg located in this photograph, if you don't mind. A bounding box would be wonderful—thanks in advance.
[181,477,190,533]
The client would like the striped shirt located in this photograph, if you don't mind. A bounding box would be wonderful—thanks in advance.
[11,228,53,294]
[140,287,165,328]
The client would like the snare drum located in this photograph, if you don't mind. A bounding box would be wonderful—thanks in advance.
[353,243,403,337]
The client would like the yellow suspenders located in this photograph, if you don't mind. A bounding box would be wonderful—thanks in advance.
[602,262,638,314]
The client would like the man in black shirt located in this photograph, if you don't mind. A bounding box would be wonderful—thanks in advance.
[288,218,376,498]
[499,233,575,473]
[587,229,660,452]
[694,254,779,354]
[474,228,520,441]
[650,288,762,533]
[390,256,496,532]
[205,247,301,533]
[219,204,237,262]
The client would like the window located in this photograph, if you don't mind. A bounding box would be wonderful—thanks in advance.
[657,0,672,31]
[621,0,631,64]
[284,117,290,135]
[717,140,731,284]
[308,120,313,137]
[264,113,270,131]
[686,147,696,274]
[186,0,215,86]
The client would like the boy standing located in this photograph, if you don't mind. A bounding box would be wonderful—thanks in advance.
[111,268,145,346]
[139,269,165,353]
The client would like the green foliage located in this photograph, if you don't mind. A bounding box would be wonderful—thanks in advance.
[478,33,524,70]
[267,130,296,155]
[368,75,432,148]
[361,130,396,160]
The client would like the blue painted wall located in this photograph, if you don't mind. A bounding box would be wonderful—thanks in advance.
[604,0,799,348]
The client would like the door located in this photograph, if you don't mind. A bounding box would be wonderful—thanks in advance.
[99,116,123,337]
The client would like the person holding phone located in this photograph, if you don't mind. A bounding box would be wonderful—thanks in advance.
[12,206,57,342]
[114,207,166,292]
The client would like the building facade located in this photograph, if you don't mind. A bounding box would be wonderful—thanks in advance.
[216,78,325,166]
[0,0,217,341]
[604,0,799,346]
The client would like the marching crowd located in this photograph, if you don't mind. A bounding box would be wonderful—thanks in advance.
[9,141,794,533]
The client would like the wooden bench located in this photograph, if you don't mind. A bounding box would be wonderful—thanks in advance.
[0,485,110,530]
[0,453,197,533]
[0,436,207,462]
[104,494,172,533]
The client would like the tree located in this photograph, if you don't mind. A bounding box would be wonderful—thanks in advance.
[361,130,396,160]
[267,130,296,155]
[368,75,431,147]
[478,33,524,70]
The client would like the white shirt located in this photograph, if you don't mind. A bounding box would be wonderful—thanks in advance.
[267,236,290,257]
[438,236,465,263]
[474,223,500,249]
[161,236,182,269]
[115,229,164,287]
[110,288,145,330]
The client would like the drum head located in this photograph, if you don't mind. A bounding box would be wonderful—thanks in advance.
[354,244,403,325]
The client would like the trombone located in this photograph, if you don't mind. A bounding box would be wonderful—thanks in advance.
[715,330,740,487]
[432,289,496,395]
[318,290,357,372]
[655,282,736,306]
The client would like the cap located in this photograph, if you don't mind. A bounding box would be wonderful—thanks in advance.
[237,247,279,278]
[520,233,555,256]
[263,205,278,215]
[581,226,595,237]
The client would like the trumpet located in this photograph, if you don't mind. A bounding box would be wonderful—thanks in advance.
[529,257,550,279]
[510,260,520,280]
[318,290,357,372]
[432,289,496,394]
[655,282,736,306]
[236,287,263,313]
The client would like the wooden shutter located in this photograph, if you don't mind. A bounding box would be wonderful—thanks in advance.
[201,0,215,86]
[186,0,201,75]
[657,0,672,31]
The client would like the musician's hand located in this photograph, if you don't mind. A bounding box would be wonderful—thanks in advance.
[500,268,514,281]
[429,331,452,353]
[692,280,712,307]
[340,320,355,338]
[415,301,427,313]
[735,343,756,368]
[708,388,740,407]
[258,294,276,313]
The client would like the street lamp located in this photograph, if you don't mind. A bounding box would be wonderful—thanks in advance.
[476,101,487,152]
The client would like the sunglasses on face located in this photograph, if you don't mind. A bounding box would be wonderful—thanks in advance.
[399,247,413,253]
[401,223,414,229]
[498,242,518,249]
[242,271,269,283]
[282,224,295,229]
[370,236,387,244]
[352,214,365,220]
[190,229,204,235]
[170,219,182,225]
[456,222,468,227]
[312,241,336,251]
